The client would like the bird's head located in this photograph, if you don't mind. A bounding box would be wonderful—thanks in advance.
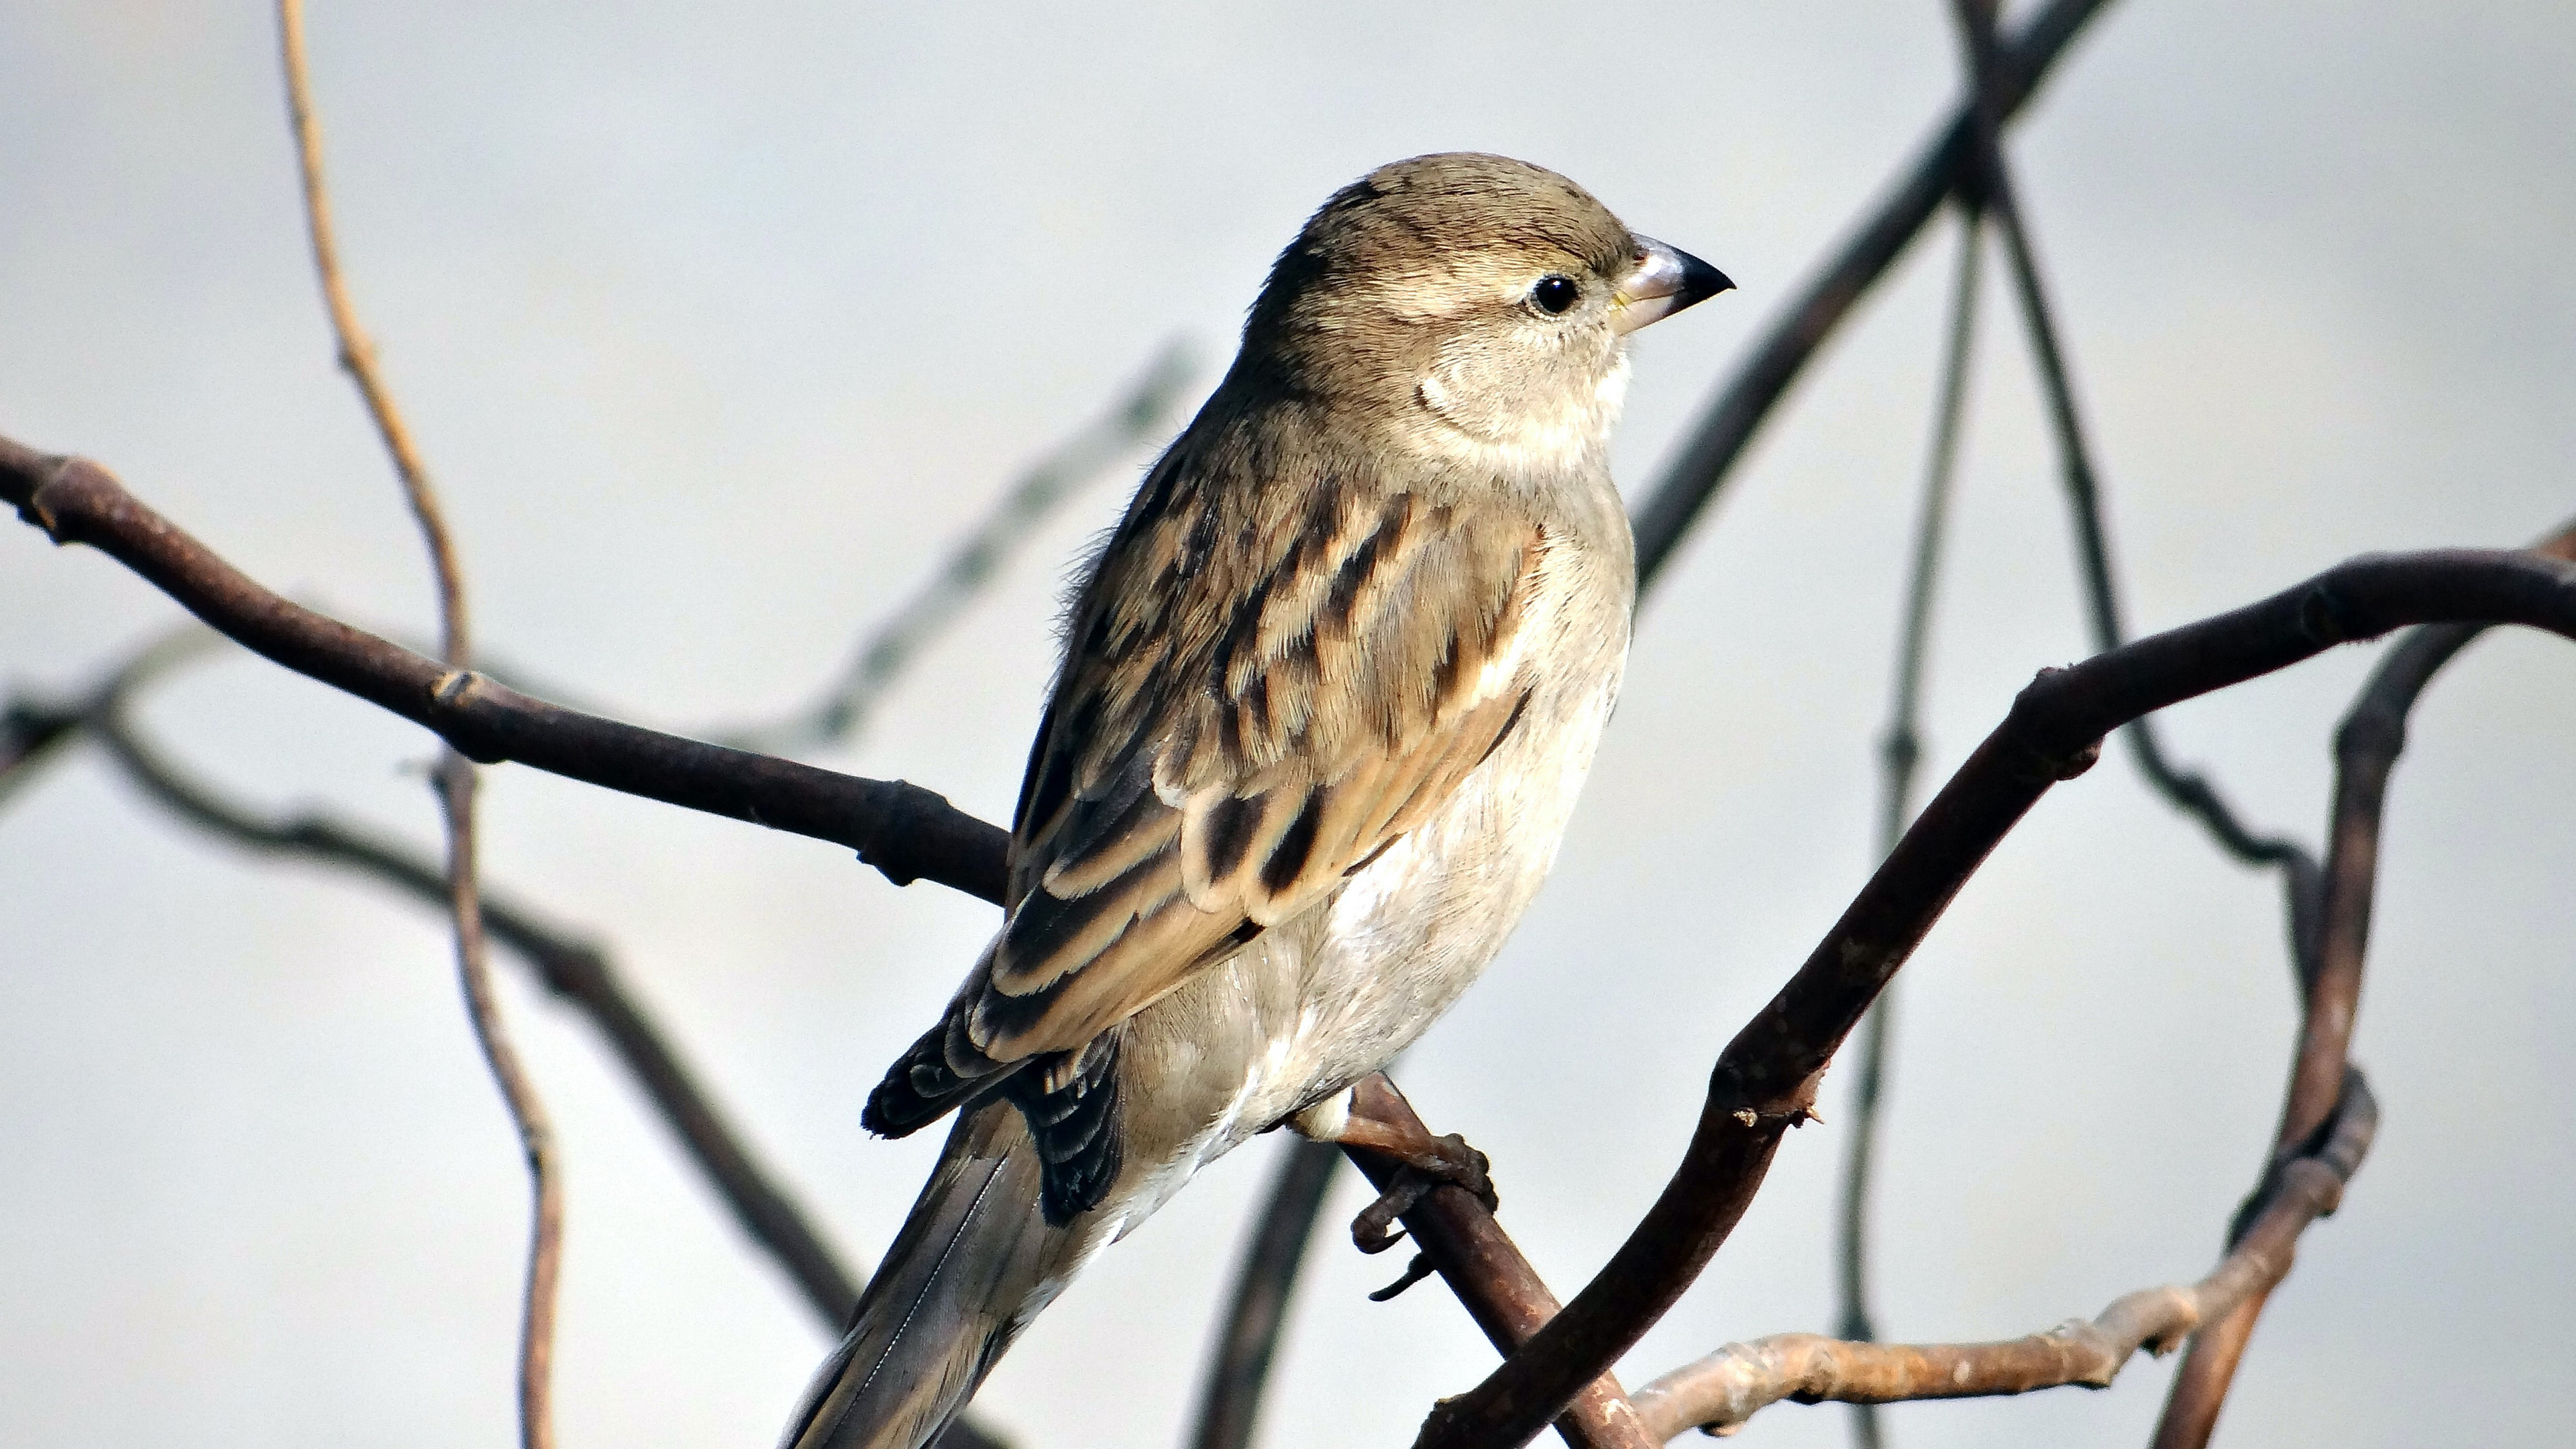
[1242,152,1730,474]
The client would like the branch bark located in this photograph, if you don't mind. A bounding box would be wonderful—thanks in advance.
[276,5,556,1438]
[0,437,1010,905]
[1408,547,2576,1449]
[1338,1077,1656,1449]
[2147,518,2576,1448]
[1631,1071,2375,1441]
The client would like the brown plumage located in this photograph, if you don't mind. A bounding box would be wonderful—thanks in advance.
[789,153,1729,1449]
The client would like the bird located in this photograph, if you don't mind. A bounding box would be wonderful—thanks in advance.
[780,152,1729,1449]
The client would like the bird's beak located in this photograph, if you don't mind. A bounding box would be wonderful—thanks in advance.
[1611,235,1733,334]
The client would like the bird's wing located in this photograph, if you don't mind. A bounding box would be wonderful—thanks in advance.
[969,453,1545,1063]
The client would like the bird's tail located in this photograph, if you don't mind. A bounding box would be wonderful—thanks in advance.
[782,1105,1081,1449]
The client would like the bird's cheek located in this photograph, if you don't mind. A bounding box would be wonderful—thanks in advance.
[1419,342,1519,438]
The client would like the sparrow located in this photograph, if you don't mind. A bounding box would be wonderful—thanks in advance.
[780,152,1729,1449]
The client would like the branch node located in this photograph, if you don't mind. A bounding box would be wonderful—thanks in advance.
[2297,579,2354,647]
[2049,737,2102,780]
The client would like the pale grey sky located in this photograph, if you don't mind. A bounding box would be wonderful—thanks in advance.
[3,3,2572,1446]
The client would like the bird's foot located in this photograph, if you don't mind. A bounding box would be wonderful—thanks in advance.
[1287,1076,1502,1255]
[1337,1124,1499,1253]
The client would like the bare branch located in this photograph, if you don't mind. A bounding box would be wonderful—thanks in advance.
[1834,195,1988,1449]
[0,437,1010,904]
[1408,546,2576,1449]
[1338,1077,1656,1449]
[278,0,462,665]
[1,631,1020,1449]
[1,627,217,802]
[1628,0,2115,582]
[276,4,555,1440]
[1633,1073,2375,1442]
[719,343,1194,757]
[54,641,859,1322]
[2148,518,2576,1448]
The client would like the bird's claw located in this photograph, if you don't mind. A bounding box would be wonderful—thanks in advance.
[1412,1131,1497,1211]
[1348,1129,1500,1256]
[1367,1251,1437,1302]
[1351,1172,1430,1254]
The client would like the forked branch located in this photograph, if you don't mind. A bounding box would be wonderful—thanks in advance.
[1631,1069,2375,1440]
[1410,546,2576,1449]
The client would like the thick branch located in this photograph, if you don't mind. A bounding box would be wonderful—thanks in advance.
[1412,547,2576,1449]
[68,666,861,1324]
[0,437,1009,905]
[1632,1071,2373,1441]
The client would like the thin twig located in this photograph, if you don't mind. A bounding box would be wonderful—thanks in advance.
[0,628,219,802]
[1627,0,2115,583]
[719,343,1194,757]
[279,0,461,664]
[278,5,555,1443]
[1407,547,2576,1449]
[1953,0,2318,903]
[1633,1073,2375,1442]
[30,635,861,1324]
[2147,518,2576,1448]
[1832,196,1988,1449]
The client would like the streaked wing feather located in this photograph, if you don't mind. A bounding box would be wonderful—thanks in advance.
[972,447,1542,1063]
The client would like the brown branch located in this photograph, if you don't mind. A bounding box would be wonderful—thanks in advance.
[275,5,554,1442]
[0,437,1010,904]
[2147,518,2576,1447]
[15,427,2576,1449]
[1340,1077,1656,1449]
[1631,1071,2375,1441]
[1409,546,2576,1449]
[1628,0,2115,581]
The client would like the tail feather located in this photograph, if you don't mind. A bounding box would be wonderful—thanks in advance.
[783,1106,1078,1449]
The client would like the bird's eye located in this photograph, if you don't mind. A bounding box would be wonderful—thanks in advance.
[1530,274,1580,315]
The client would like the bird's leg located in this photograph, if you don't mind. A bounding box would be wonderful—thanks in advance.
[1289,1076,1501,1260]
